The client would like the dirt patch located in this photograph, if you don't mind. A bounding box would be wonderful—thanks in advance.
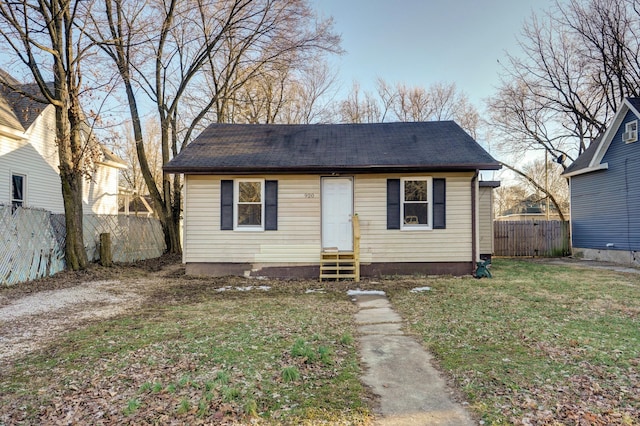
[0,255,390,365]
[0,256,430,365]
[0,255,184,364]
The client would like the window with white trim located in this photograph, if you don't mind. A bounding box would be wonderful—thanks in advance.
[401,177,432,230]
[11,173,25,212]
[624,120,638,143]
[235,179,264,230]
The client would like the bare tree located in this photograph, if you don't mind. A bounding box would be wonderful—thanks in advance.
[488,0,640,167]
[264,62,338,124]
[229,61,338,124]
[392,84,433,122]
[501,160,568,221]
[0,0,99,270]
[338,82,383,123]
[494,184,530,217]
[110,119,163,197]
[88,0,341,253]
[337,79,480,138]
[561,0,640,111]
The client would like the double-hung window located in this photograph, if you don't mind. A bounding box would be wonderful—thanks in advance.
[235,179,264,230]
[221,179,277,231]
[387,177,445,230]
[11,173,25,212]
[401,177,432,230]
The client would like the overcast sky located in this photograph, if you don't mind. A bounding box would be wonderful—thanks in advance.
[313,0,556,109]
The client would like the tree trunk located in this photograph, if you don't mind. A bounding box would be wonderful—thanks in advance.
[121,65,181,254]
[56,104,88,270]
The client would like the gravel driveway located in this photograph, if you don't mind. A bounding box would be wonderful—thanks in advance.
[0,257,182,364]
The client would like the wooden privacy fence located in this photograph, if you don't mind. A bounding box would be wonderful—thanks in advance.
[1,204,166,286]
[494,220,570,257]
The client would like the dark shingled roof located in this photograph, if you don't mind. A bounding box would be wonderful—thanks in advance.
[562,134,602,175]
[1,83,50,129]
[0,77,51,131]
[628,97,640,112]
[0,73,127,168]
[164,121,501,174]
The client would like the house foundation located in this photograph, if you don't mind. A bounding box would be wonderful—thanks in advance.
[572,248,640,268]
[185,261,474,279]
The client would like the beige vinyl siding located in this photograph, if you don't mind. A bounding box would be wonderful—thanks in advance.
[354,173,473,263]
[478,186,494,255]
[184,175,322,263]
[184,172,475,265]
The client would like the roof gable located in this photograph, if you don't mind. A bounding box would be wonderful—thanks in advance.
[164,121,500,174]
[2,83,49,130]
[564,97,640,177]
[1,76,127,170]
[0,91,24,133]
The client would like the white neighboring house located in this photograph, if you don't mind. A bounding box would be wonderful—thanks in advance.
[0,79,126,214]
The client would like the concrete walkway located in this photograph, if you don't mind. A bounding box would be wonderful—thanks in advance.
[352,292,476,426]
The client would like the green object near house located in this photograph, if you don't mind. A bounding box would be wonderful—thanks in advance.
[475,259,492,278]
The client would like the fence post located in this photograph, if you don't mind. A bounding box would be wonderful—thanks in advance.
[100,233,112,267]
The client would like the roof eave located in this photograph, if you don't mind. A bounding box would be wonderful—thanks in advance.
[164,163,502,175]
[479,180,501,188]
[0,124,26,140]
[562,163,608,178]
[97,159,129,170]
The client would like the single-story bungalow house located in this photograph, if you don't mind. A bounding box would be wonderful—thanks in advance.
[164,121,501,279]
[562,97,640,266]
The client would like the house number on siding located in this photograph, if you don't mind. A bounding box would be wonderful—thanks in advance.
[304,193,315,198]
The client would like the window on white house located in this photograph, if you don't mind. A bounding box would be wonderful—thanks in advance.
[401,177,432,230]
[624,120,638,143]
[235,179,264,229]
[11,173,25,212]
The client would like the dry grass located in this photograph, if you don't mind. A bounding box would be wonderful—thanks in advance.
[2,257,639,424]
[388,259,640,425]
[0,258,375,425]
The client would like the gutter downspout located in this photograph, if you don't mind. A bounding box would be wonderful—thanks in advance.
[471,170,479,274]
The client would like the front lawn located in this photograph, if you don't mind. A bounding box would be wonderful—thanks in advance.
[0,277,372,425]
[1,259,639,425]
[389,259,640,425]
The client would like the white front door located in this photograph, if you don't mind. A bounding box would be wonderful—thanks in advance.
[322,177,353,251]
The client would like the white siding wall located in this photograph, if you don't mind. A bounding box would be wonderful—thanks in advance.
[0,106,121,214]
[0,132,24,205]
[0,107,65,213]
[184,172,474,264]
[84,163,120,215]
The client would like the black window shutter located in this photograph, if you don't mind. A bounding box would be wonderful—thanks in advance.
[265,180,278,231]
[433,178,446,229]
[387,179,400,230]
[220,180,234,230]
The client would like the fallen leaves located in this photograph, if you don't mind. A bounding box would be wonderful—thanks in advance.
[0,278,369,425]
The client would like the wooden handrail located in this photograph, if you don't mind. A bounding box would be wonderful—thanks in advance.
[353,214,360,282]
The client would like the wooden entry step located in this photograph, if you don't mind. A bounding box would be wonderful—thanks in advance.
[320,250,358,281]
